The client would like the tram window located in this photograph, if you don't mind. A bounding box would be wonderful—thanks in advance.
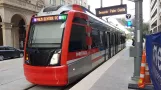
[72,17,87,25]
[69,24,87,52]
[106,33,110,48]
[91,30,101,48]
[100,31,105,48]
[100,31,103,45]
[111,34,114,46]
[110,34,112,45]
[114,34,117,45]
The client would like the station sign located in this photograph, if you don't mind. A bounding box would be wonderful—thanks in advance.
[95,4,127,17]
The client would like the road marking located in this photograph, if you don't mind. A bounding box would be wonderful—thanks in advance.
[70,48,128,90]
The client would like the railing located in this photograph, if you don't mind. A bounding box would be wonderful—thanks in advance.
[0,0,44,12]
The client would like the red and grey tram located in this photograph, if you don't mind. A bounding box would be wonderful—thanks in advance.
[23,4,126,86]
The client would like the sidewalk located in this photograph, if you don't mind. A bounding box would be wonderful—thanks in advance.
[70,47,134,90]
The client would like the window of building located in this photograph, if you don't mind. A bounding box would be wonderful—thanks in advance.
[74,0,77,4]
[50,0,56,5]
[80,0,82,5]
[84,2,86,6]
[69,24,87,52]
[36,0,44,7]
[60,0,65,5]
[26,0,31,3]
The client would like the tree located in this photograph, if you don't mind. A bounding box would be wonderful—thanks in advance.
[117,18,149,37]
[126,33,133,39]
[142,23,149,38]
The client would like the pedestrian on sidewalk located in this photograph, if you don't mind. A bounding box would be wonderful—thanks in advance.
[132,38,135,46]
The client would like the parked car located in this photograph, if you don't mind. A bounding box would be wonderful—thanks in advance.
[0,46,24,61]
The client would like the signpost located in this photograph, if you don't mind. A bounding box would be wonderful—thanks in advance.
[125,14,132,27]
[126,14,132,20]
[95,4,127,17]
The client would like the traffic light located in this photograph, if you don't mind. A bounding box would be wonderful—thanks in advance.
[127,20,132,27]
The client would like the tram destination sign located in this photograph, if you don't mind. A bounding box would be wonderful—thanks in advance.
[95,4,127,17]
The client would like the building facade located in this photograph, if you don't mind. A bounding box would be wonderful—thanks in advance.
[0,0,44,49]
[0,0,89,49]
[150,0,161,33]
[44,0,88,8]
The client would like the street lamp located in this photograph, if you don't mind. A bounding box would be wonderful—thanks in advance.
[121,0,123,4]
[128,0,143,81]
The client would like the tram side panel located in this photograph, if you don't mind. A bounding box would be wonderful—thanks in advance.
[67,12,94,84]
[90,29,105,69]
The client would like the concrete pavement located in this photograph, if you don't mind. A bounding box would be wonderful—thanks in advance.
[70,40,133,90]
[90,47,133,90]
[0,58,33,90]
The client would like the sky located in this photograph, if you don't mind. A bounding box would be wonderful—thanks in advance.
[87,0,150,22]
[87,0,150,34]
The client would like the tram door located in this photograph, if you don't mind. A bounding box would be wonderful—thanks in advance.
[111,33,114,56]
[103,31,108,60]
[115,33,118,54]
[99,31,106,61]
[113,33,115,55]
[106,32,110,59]
[107,32,111,58]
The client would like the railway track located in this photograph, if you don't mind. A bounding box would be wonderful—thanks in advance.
[24,85,37,90]
[24,83,74,90]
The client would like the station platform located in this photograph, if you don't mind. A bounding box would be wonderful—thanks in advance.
[70,46,133,90]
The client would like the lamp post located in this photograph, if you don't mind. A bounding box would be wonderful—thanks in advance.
[129,0,143,81]
[100,0,102,8]
[121,0,123,4]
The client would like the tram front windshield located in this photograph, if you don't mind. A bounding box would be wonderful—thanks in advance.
[28,21,66,48]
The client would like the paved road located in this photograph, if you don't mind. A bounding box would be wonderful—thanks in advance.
[0,59,69,90]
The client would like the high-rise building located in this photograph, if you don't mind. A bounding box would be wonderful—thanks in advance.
[149,0,160,33]
[0,0,45,49]
[44,0,88,8]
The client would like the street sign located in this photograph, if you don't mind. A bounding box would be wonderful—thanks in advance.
[127,20,132,27]
[126,14,131,19]
[95,4,127,17]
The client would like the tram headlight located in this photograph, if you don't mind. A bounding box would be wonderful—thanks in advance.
[50,53,60,65]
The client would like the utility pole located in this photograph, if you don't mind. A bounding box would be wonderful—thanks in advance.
[132,0,143,81]
[100,0,103,19]
[101,0,103,8]
[121,0,123,5]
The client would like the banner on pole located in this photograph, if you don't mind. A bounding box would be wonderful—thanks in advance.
[146,32,161,90]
